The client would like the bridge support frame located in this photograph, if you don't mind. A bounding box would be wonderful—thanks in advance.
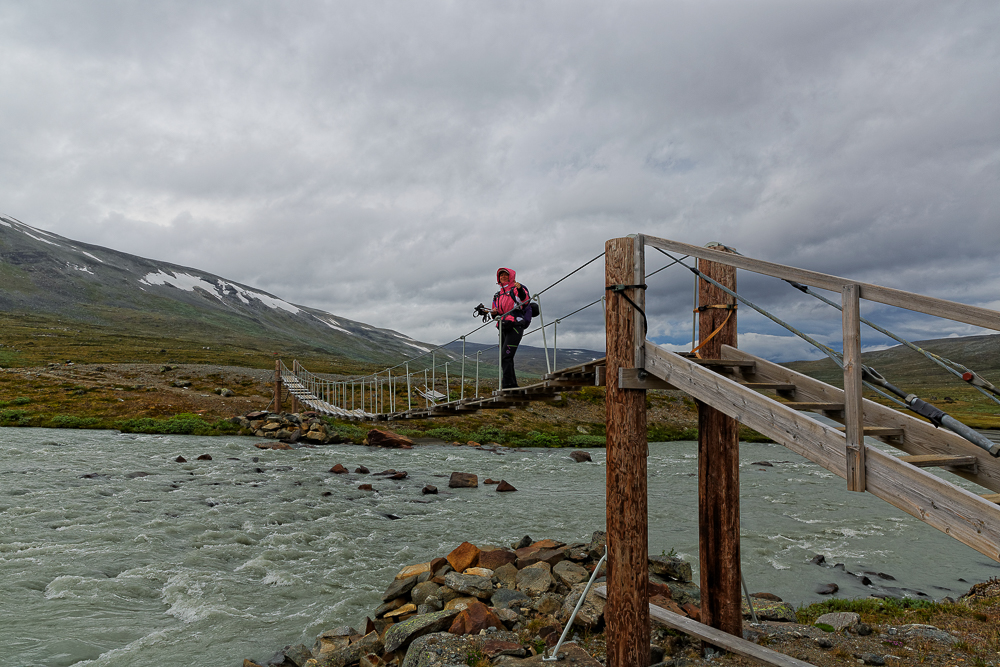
[696,246,743,643]
[604,235,649,667]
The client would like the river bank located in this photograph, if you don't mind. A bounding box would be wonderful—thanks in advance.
[246,533,1000,667]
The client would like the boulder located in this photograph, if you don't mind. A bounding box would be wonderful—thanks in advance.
[389,471,408,480]
[444,596,479,611]
[196,454,213,461]
[484,478,500,485]
[516,562,553,596]
[491,588,530,610]
[517,547,565,569]
[743,598,797,622]
[358,484,374,491]
[816,583,839,595]
[559,582,606,628]
[283,643,312,666]
[313,626,357,656]
[463,567,493,578]
[410,581,441,606]
[900,624,959,645]
[443,572,493,599]
[374,597,407,618]
[355,466,370,474]
[587,531,607,559]
[421,485,438,495]
[314,630,383,667]
[511,535,532,550]
[446,541,480,572]
[382,574,419,602]
[220,388,235,397]
[815,612,860,631]
[448,472,478,488]
[494,563,518,590]
[385,609,459,653]
[534,592,565,616]
[367,430,414,448]
[553,560,589,587]
[396,562,433,580]
[478,548,516,571]
[174,456,187,463]
[384,603,417,619]
[569,451,592,462]
[330,464,349,474]
[648,555,693,583]
[496,480,517,492]
[447,601,504,635]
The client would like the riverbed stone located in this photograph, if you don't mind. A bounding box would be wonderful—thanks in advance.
[478,548,516,571]
[900,624,959,644]
[494,563,518,590]
[313,627,357,656]
[648,555,693,583]
[444,572,493,599]
[446,541,480,572]
[816,583,839,595]
[569,451,592,462]
[496,480,517,492]
[448,472,478,488]
[558,582,605,628]
[463,567,493,578]
[382,574,419,601]
[444,596,479,611]
[491,588,530,610]
[315,630,383,667]
[816,612,860,631]
[534,592,565,616]
[396,562,433,580]
[383,609,460,653]
[552,560,589,587]
[400,630,521,667]
[411,582,441,606]
[384,603,417,619]
[516,562,553,596]
[284,644,313,666]
[448,600,504,635]
[517,547,565,569]
[367,430,414,448]
[375,597,407,618]
[743,598,797,622]
[587,531,607,559]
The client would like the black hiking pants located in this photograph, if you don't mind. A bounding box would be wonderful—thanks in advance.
[500,321,524,389]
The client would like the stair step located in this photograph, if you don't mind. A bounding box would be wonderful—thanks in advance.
[781,401,845,411]
[687,357,756,369]
[900,454,978,469]
[739,382,797,391]
[833,426,905,437]
[982,494,1000,505]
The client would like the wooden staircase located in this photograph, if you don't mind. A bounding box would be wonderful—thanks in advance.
[641,341,1000,563]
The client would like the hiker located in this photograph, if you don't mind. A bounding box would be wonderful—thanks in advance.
[490,267,531,389]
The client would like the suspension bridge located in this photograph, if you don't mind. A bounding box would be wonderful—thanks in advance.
[273,235,1000,667]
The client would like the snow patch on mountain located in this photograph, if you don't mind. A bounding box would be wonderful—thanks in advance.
[80,251,104,263]
[139,271,300,314]
[317,316,352,335]
[67,262,93,274]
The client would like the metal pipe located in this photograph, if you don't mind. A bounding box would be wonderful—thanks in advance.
[553,319,559,371]
[543,546,608,661]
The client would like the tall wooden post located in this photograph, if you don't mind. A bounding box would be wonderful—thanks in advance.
[605,235,649,667]
[843,284,866,492]
[696,247,742,640]
[274,359,283,412]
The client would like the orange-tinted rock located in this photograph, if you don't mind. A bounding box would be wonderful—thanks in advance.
[447,541,480,572]
[389,471,408,480]
[496,480,517,492]
[358,483,374,491]
[650,595,684,615]
[530,539,562,549]
[484,478,500,485]
[447,601,504,635]
[330,464,349,474]
[648,581,674,599]
[517,547,565,569]
[395,562,433,580]
[448,472,478,488]
[478,548,517,571]
[367,430,414,448]
[681,603,700,621]
[430,557,448,576]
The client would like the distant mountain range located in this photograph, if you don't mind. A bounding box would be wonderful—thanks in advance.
[0,214,437,367]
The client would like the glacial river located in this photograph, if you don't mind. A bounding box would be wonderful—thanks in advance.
[2,428,998,666]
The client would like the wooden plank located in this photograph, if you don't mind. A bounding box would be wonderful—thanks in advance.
[721,345,1000,494]
[832,426,905,437]
[593,586,815,667]
[696,248,742,642]
[900,454,978,469]
[605,237,650,667]
[642,235,1000,332]
[739,382,797,391]
[843,284,866,492]
[619,368,678,390]
[644,342,1000,563]
[692,358,756,369]
[595,365,607,386]
[781,401,845,412]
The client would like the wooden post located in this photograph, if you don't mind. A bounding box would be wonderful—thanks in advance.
[843,284,866,492]
[605,236,649,667]
[697,247,742,641]
[274,359,283,412]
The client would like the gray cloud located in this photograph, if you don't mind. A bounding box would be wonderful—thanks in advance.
[1,0,998,361]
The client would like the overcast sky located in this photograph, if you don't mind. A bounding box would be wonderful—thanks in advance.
[2,1,998,363]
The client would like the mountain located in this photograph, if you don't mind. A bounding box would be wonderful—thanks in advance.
[0,214,435,370]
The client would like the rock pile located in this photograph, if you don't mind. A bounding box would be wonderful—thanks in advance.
[245,532,700,667]
[233,411,341,446]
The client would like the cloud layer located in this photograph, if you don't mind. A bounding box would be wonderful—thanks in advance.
[2,1,998,362]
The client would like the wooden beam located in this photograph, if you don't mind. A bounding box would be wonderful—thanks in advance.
[593,586,815,667]
[781,401,845,412]
[722,345,1000,494]
[604,237,650,667]
[696,248,742,642]
[619,368,678,390]
[645,342,1000,563]
[595,365,607,386]
[900,454,978,470]
[843,284,866,492]
[739,382,797,391]
[643,235,1000,332]
[833,426,905,437]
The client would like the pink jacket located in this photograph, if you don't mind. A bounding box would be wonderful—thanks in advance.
[492,267,529,325]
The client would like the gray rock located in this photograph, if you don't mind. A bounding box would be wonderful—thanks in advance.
[411,581,441,606]
[588,531,607,560]
[491,589,530,610]
[816,583,839,595]
[649,575,701,606]
[648,555,693,583]
[743,598,796,622]
[558,582,606,628]
[815,612,859,631]
[861,654,885,665]
[384,609,460,653]
[283,643,313,667]
[901,624,959,645]
[401,630,520,667]
[511,535,532,550]
[494,563,518,590]
[552,560,589,587]
[534,592,565,616]
[816,637,834,649]
[569,451,592,462]
[315,630,383,667]
[443,572,493,599]
[516,562,553,597]
[436,586,460,604]
[383,574,419,601]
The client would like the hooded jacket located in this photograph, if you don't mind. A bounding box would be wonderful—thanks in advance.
[492,267,529,325]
